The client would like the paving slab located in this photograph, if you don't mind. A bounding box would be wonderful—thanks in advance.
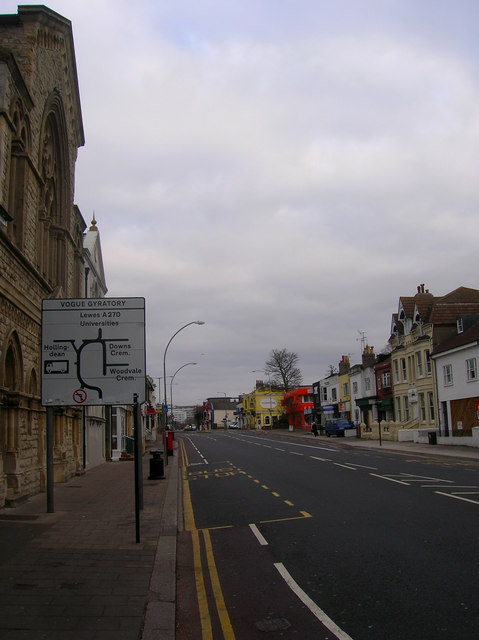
[0,445,178,640]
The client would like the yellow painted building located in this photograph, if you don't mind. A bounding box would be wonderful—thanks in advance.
[242,385,284,429]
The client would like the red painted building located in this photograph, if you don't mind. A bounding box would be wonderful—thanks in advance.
[283,387,314,430]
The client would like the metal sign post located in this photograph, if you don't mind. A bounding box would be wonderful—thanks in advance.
[41,298,146,539]
[41,297,146,406]
[46,406,54,513]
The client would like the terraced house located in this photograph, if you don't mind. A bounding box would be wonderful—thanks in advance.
[389,284,479,436]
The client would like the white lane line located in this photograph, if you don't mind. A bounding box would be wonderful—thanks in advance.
[243,435,337,453]
[370,473,410,485]
[249,523,268,546]
[401,473,454,483]
[187,437,208,464]
[435,492,479,505]
[283,442,337,453]
[421,485,477,489]
[311,456,331,462]
[334,463,357,471]
[274,563,354,640]
[275,448,286,451]
[291,451,303,456]
[351,464,378,470]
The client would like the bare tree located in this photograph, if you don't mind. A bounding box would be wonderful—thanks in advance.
[265,348,303,391]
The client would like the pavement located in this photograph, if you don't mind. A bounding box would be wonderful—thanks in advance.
[0,443,179,640]
[1,430,478,640]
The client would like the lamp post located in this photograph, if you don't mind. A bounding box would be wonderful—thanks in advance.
[162,321,205,427]
[170,362,197,428]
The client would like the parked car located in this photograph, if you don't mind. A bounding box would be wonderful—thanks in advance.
[228,421,240,429]
[324,418,356,437]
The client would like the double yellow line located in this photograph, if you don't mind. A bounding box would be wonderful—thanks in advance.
[180,439,236,640]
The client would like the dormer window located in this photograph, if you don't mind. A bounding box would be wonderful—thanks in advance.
[418,319,424,336]
[457,318,464,334]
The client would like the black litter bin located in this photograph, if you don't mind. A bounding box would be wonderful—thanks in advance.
[148,449,165,479]
[428,431,437,445]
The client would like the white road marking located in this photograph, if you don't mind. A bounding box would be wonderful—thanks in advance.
[400,473,454,483]
[334,463,357,470]
[249,523,268,546]
[351,464,378,470]
[370,473,410,485]
[435,492,479,505]
[421,485,477,489]
[274,563,355,640]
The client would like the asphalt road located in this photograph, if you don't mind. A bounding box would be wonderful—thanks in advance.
[177,431,479,640]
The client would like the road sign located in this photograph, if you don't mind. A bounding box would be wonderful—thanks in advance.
[41,297,146,406]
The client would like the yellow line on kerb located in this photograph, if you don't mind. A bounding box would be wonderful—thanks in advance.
[180,437,236,640]
[192,529,213,640]
[203,529,236,639]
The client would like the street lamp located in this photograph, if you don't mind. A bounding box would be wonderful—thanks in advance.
[162,321,205,427]
[170,363,197,427]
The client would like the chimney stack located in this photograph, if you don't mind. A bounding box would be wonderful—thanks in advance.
[362,345,375,369]
[338,355,350,375]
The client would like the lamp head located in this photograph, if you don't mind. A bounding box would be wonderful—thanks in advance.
[195,321,205,325]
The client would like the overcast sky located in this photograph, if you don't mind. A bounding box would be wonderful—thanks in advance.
[8,1,479,405]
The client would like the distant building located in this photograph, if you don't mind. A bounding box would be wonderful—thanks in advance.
[206,396,240,429]
[242,383,284,429]
[351,346,378,428]
[338,355,351,420]
[431,315,479,438]
[283,386,314,430]
[82,217,108,468]
[374,353,394,423]
[319,372,339,424]
[389,285,479,432]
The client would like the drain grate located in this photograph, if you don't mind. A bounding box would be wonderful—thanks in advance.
[255,617,292,632]
[13,583,38,590]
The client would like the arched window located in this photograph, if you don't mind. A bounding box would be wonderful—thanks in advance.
[37,92,71,291]
[7,98,31,249]
[1,333,23,454]
[2,332,23,393]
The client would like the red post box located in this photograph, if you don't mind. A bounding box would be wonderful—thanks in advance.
[167,430,174,456]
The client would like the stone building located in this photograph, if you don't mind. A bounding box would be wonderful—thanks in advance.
[0,6,86,506]
[82,217,108,469]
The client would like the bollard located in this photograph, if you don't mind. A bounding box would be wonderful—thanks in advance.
[148,449,165,479]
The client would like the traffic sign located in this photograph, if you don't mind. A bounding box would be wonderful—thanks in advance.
[41,297,146,406]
